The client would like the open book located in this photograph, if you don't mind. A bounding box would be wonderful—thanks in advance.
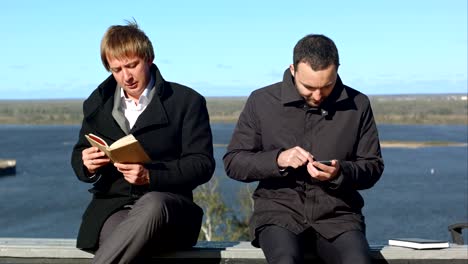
[85,133,151,163]
[388,238,449,249]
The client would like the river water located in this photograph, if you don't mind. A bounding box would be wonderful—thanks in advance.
[0,124,466,245]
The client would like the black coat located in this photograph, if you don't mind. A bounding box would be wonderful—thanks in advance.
[71,64,215,250]
[224,69,384,246]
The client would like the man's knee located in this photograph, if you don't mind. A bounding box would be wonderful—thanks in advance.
[131,192,201,248]
[322,230,371,264]
[132,192,175,222]
[132,192,200,225]
[258,225,303,264]
[136,191,174,205]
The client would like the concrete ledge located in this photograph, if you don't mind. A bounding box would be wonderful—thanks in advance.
[1,238,467,264]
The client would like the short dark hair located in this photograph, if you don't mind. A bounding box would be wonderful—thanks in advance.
[293,34,339,71]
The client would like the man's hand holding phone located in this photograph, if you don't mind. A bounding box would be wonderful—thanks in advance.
[308,159,340,181]
[277,147,340,181]
[277,146,314,170]
[316,160,332,166]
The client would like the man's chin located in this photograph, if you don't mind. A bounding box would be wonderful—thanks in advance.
[125,83,138,90]
[306,101,320,107]
[123,87,144,99]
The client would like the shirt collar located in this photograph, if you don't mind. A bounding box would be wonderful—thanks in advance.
[120,75,155,105]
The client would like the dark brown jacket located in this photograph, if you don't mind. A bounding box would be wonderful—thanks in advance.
[223,69,384,246]
[71,65,215,250]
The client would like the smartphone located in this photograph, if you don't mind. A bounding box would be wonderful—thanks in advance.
[316,160,332,166]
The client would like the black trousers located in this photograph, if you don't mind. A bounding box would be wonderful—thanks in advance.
[258,225,372,264]
[92,192,203,264]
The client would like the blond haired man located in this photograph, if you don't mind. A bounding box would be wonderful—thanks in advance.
[71,21,214,263]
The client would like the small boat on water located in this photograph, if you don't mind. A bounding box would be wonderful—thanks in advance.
[0,159,16,176]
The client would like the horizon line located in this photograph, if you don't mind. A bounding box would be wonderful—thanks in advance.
[0,92,467,101]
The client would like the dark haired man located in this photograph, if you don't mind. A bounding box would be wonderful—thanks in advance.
[71,21,215,263]
[224,34,384,264]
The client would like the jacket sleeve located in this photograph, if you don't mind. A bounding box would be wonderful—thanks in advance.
[223,94,285,182]
[146,95,215,191]
[329,101,384,190]
[70,104,103,184]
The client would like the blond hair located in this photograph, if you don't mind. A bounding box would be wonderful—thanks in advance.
[100,20,154,71]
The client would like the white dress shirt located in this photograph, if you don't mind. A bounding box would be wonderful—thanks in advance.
[120,76,155,129]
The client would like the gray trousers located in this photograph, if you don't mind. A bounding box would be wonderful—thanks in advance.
[92,192,203,264]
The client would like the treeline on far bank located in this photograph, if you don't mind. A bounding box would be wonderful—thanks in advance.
[0,94,466,125]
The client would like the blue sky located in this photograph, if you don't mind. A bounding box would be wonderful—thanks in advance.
[1,0,466,99]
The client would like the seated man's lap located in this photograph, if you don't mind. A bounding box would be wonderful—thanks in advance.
[258,225,371,264]
[314,230,371,264]
[258,225,304,263]
[99,191,203,251]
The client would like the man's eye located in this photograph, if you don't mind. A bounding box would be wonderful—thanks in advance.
[111,68,121,73]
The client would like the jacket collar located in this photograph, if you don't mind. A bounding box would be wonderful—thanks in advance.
[280,68,350,110]
[83,64,169,136]
[280,68,303,106]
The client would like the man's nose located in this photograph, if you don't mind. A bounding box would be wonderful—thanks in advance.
[122,68,132,80]
[312,90,323,101]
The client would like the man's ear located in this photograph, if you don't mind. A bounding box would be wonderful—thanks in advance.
[289,64,295,77]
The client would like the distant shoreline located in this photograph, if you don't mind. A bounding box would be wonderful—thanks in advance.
[214,141,468,149]
[380,141,468,148]
[1,95,467,125]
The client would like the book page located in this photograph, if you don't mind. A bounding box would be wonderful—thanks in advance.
[108,140,151,163]
[110,134,137,149]
[85,133,150,163]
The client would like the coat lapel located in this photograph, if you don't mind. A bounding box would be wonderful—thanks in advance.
[111,87,130,134]
[92,99,128,141]
[130,65,170,134]
[84,82,127,141]
[130,92,169,134]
